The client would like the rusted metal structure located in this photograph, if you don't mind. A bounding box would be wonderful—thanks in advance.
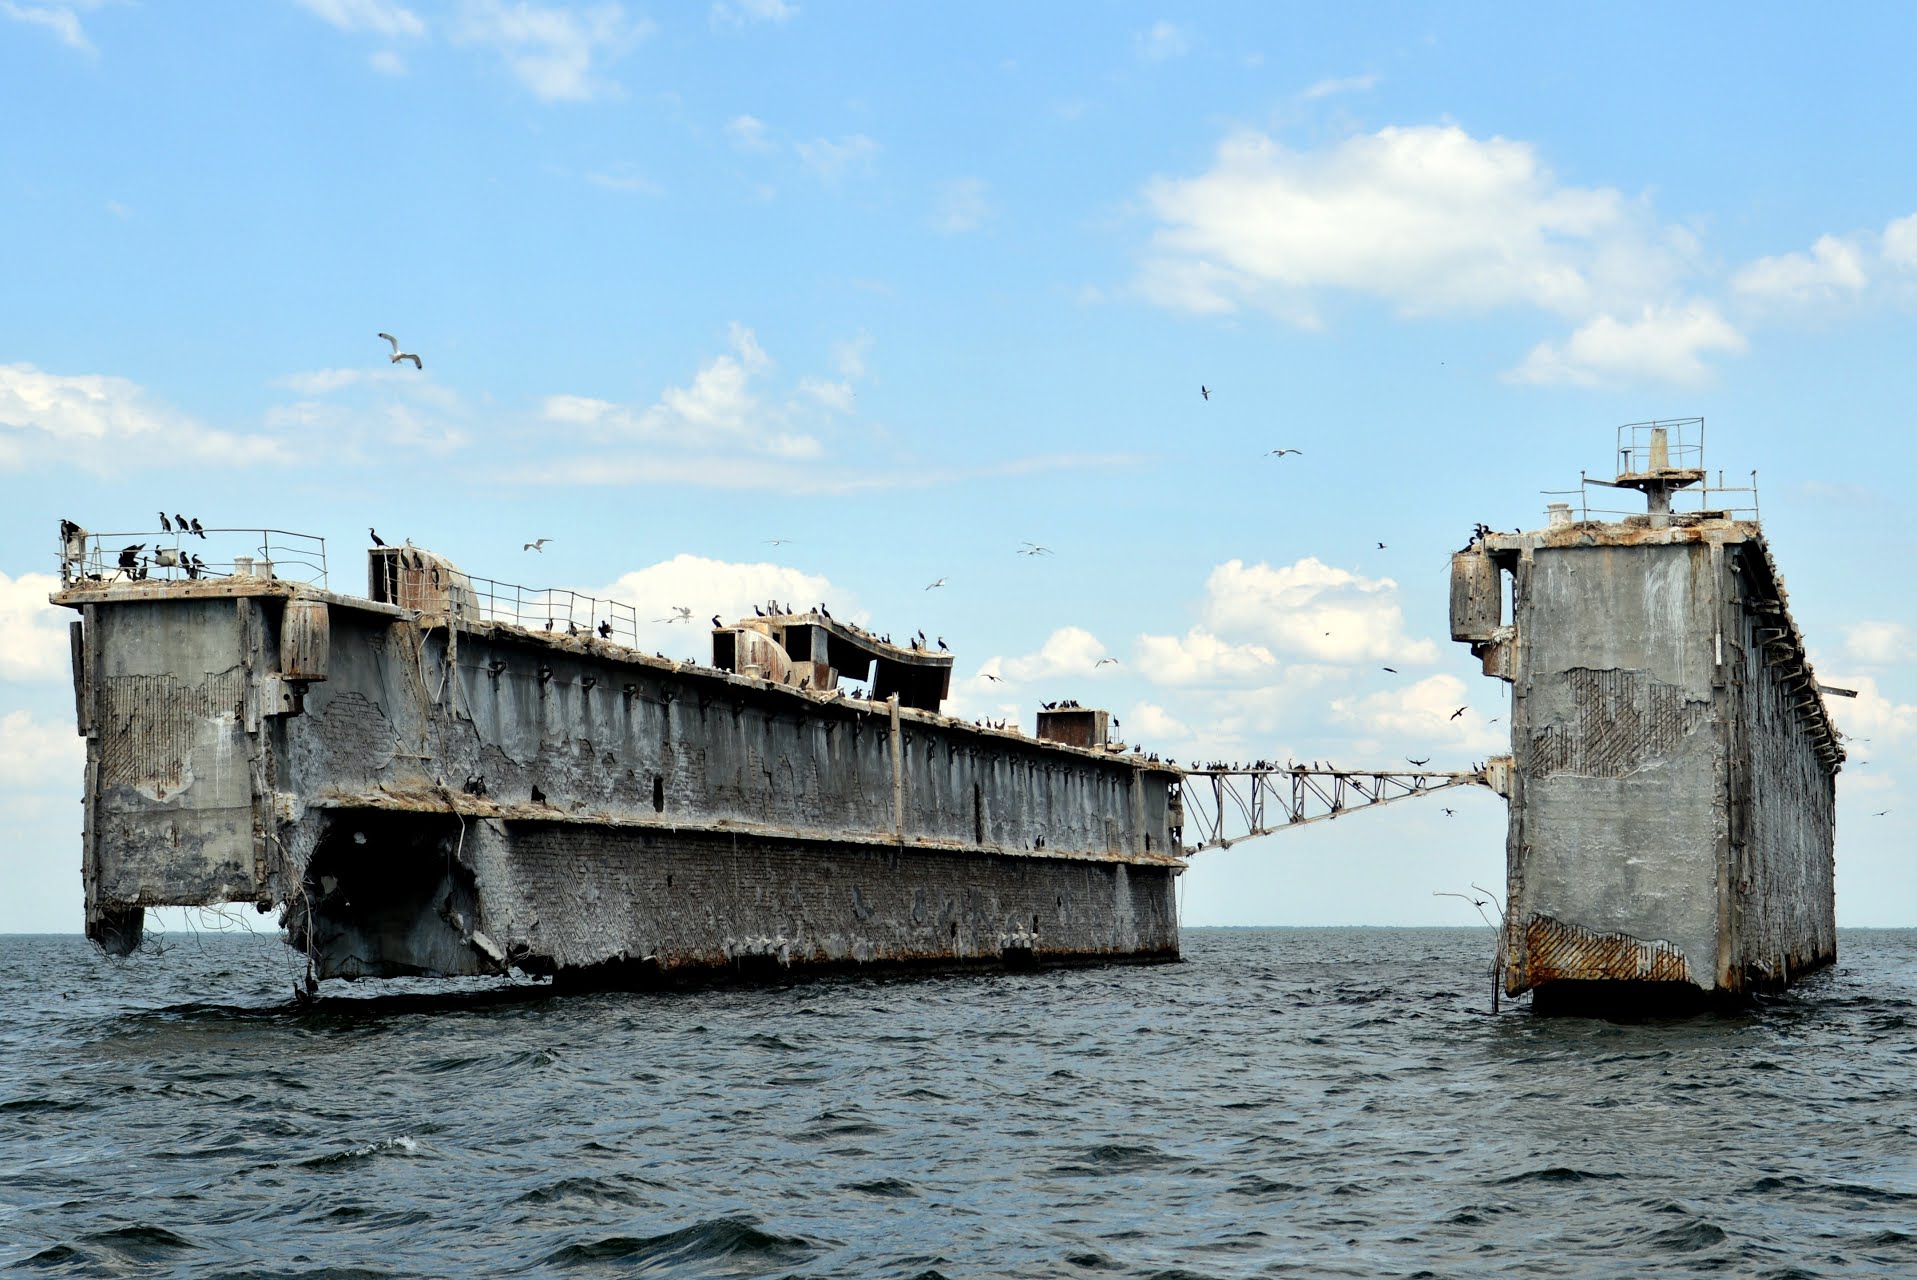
[53,527,1183,985]
[1455,420,1845,1011]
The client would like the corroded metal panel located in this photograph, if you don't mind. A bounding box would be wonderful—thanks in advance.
[1520,914,1692,985]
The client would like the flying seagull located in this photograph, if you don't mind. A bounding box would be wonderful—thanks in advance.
[1095,657,1118,667]
[925,577,946,590]
[1019,542,1053,556]
[1266,448,1302,457]
[377,332,422,369]
[982,673,1004,683]
[655,605,693,624]
[764,537,794,546]
[1200,385,1210,401]
[523,538,552,552]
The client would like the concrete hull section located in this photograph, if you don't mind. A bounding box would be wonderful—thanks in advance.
[60,578,1184,982]
[1472,522,1839,1007]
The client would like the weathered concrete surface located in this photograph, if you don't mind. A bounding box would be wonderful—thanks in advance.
[1460,515,1840,1007]
[57,575,1182,981]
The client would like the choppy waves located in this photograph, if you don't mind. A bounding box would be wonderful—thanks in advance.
[3,929,1916,1277]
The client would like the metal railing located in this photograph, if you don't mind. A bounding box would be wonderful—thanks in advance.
[61,527,329,587]
[1177,765,1489,855]
[1616,416,1705,476]
[442,573,643,647]
[1543,469,1762,525]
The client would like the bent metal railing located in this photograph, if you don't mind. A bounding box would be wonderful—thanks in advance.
[62,527,329,587]
[1177,765,1492,856]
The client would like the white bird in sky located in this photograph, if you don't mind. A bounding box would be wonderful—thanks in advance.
[377,332,423,369]
[764,536,794,546]
[654,605,693,623]
[1095,657,1118,667]
[1019,542,1053,556]
[523,538,552,552]
[925,577,946,590]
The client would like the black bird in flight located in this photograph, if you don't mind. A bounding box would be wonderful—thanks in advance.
[1266,448,1301,457]
[1376,541,1386,549]
[1442,808,1456,817]
[1449,707,1466,720]
[982,673,1003,682]
[1407,756,1429,767]
[159,512,172,533]
[1200,385,1210,400]
[1382,666,1397,674]
[370,528,388,547]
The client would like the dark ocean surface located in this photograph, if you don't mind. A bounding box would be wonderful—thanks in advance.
[2,926,1914,1279]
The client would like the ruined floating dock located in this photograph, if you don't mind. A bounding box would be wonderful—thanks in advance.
[1454,420,1844,1011]
[54,538,1183,984]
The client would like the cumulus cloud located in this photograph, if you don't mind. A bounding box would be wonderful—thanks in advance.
[0,363,289,470]
[599,554,850,661]
[1505,302,1746,387]
[452,0,650,102]
[296,0,425,37]
[795,134,878,184]
[996,626,1110,683]
[1824,675,1917,746]
[0,571,72,682]
[0,710,83,790]
[1845,622,1916,666]
[1200,558,1436,665]
[1140,125,1646,321]
[932,177,992,234]
[1126,702,1190,741]
[1884,212,1917,270]
[1134,629,1278,686]
[1732,234,1868,302]
[1331,673,1503,753]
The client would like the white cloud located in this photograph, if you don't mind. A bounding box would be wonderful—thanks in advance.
[277,368,368,396]
[1732,233,1868,301]
[0,0,95,53]
[798,376,854,412]
[0,571,71,682]
[997,626,1109,683]
[1331,673,1503,753]
[1200,557,1437,664]
[711,0,795,27]
[453,0,650,102]
[1141,125,1639,321]
[0,710,83,790]
[1302,72,1377,99]
[795,134,878,184]
[600,554,848,661]
[296,0,425,37]
[1126,702,1190,740]
[1825,675,1917,745]
[1845,622,1916,666]
[0,363,290,470]
[1884,212,1917,270]
[1506,301,1746,387]
[725,114,773,152]
[369,48,408,74]
[932,177,992,234]
[1135,20,1187,61]
[1134,629,1278,686]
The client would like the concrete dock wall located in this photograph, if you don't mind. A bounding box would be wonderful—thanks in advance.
[63,580,1182,980]
[1480,521,1841,1006]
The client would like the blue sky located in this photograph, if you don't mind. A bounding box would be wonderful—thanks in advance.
[3,1,1914,933]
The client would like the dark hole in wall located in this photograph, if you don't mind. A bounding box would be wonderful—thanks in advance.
[653,775,665,812]
[973,783,984,845]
